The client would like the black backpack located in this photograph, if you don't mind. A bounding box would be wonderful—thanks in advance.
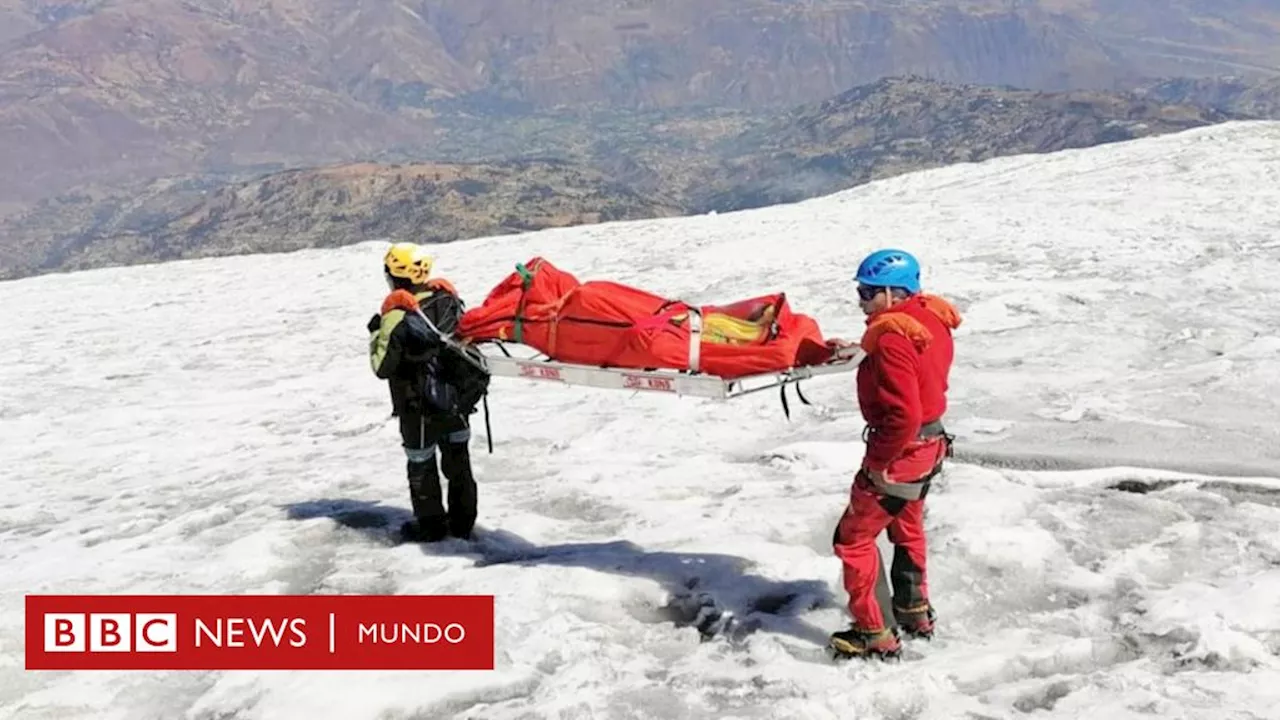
[422,342,490,417]
[413,292,490,418]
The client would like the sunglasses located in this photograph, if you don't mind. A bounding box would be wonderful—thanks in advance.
[857,285,884,302]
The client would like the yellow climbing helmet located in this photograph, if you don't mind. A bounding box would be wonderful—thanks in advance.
[383,242,433,285]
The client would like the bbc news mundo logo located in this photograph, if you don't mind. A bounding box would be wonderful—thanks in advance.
[44,612,179,653]
[26,595,494,671]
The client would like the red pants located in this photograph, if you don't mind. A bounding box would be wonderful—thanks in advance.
[833,470,932,631]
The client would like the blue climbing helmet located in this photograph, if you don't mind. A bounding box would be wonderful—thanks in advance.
[854,248,921,294]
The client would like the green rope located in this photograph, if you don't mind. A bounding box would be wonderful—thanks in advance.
[513,262,535,344]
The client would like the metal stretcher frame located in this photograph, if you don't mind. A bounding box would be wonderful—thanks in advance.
[476,340,865,404]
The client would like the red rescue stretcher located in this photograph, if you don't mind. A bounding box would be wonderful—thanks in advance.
[457,257,864,413]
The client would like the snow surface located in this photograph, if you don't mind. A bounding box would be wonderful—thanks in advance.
[3,121,1280,719]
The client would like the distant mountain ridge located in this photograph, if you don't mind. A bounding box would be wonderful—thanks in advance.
[2,0,1279,206]
[684,76,1235,212]
[0,76,1240,280]
[1135,76,1280,118]
[0,160,683,277]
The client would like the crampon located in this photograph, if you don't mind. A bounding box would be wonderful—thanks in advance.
[827,627,903,661]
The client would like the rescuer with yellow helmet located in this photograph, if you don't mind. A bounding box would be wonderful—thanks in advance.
[368,242,484,542]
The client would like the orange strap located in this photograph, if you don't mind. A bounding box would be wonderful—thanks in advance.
[425,277,457,295]
[381,289,420,315]
[861,314,930,354]
[919,294,962,329]
[859,294,963,354]
[545,291,574,357]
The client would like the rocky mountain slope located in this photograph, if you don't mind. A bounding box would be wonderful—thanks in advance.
[3,0,1279,208]
[1,160,681,278]
[0,77,1239,280]
[687,76,1235,211]
[1136,76,1280,118]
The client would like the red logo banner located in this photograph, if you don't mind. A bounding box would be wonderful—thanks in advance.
[25,594,494,670]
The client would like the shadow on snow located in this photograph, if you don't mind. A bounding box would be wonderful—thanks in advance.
[282,498,837,648]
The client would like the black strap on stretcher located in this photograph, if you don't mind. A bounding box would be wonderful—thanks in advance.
[779,382,813,420]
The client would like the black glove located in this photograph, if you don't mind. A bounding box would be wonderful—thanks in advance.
[367,313,381,333]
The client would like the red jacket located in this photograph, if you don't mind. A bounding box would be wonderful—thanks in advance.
[855,293,962,481]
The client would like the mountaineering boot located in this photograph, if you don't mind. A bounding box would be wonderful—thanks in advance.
[400,517,448,542]
[894,603,936,640]
[401,459,448,542]
[828,626,902,660]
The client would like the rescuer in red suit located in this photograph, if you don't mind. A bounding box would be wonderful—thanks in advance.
[826,248,962,660]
